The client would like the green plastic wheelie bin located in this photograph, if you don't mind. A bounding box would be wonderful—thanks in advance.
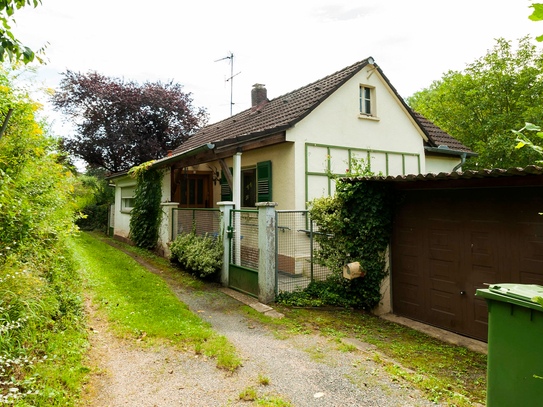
[476,284,543,407]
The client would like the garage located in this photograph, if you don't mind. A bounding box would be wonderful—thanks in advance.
[389,166,543,341]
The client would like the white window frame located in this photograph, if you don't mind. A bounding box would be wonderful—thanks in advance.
[120,186,136,212]
[358,84,379,121]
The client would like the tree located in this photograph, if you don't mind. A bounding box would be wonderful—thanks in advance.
[53,71,208,173]
[0,0,45,64]
[407,37,543,170]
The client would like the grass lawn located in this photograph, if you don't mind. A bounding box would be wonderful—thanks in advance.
[71,232,240,370]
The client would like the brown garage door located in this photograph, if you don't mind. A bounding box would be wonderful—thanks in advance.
[392,186,543,341]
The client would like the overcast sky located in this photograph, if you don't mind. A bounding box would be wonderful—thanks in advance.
[10,0,542,136]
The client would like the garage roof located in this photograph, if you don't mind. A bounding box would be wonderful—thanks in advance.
[345,165,543,183]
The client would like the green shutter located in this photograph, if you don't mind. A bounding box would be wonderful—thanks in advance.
[220,168,233,201]
[257,160,272,202]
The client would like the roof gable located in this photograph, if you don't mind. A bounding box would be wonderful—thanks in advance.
[173,58,372,155]
[171,57,473,157]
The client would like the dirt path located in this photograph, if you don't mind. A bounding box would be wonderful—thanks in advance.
[82,241,438,406]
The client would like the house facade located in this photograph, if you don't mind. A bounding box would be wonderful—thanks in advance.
[109,57,475,243]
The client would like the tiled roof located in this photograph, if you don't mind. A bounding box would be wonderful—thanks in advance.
[170,57,473,157]
[345,165,543,183]
[411,111,473,153]
[172,58,372,155]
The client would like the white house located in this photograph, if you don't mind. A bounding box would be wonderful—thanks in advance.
[108,57,475,244]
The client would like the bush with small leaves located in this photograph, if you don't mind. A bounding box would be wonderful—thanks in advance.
[170,232,223,278]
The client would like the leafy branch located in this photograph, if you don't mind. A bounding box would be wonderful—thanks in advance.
[529,2,543,42]
[513,122,543,160]
[0,0,45,64]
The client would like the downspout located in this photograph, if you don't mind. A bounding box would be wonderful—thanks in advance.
[452,152,467,172]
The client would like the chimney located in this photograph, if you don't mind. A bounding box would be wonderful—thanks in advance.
[167,150,173,157]
[251,83,267,107]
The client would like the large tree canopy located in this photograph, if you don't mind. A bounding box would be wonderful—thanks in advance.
[408,37,543,170]
[53,71,208,173]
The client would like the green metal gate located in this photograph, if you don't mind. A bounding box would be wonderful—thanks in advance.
[228,209,259,297]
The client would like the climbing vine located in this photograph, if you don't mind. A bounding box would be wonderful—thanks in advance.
[277,157,394,309]
[128,161,163,250]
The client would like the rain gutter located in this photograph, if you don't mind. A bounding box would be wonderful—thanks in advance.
[424,146,478,172]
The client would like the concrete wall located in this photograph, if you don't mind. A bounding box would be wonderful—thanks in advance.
[288,64,428,209]
[284,64,461,209]
[113,175,136,239]
[425,155,461,174]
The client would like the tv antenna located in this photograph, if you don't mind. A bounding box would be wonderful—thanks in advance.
[215,52,241,116]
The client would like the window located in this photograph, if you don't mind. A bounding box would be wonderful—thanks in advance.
[121,186,136,211]
[242,168,256,207]
[221,160,272,206]
[360,85,372,115]
[359,85,379,121]
[174,172,212,208]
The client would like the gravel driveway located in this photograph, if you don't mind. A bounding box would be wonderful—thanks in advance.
[84,243,438,406]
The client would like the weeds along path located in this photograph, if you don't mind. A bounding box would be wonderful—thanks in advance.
[80,233,437,406]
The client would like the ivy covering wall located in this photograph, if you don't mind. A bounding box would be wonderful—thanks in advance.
[128,162,163,250]
[278,159,394,309]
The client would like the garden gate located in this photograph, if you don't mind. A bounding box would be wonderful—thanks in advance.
[228,209,259,297]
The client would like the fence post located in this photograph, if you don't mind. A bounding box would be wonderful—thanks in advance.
[218,201,234,287]
[256,202,278,304]
[159,202,179,257]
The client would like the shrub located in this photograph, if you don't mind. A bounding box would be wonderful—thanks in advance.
[73,170,114,231]
[76,203,108,231]
[170,232,223,278]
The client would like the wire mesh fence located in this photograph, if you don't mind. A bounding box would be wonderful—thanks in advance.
[230,209,259,270]
[172,208,221,240]
[275,210,333,293]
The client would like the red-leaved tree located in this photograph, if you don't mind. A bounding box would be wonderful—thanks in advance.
[53,71,208,173]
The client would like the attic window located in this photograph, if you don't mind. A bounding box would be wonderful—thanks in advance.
[359,85,379,121]
[360,86,372,115]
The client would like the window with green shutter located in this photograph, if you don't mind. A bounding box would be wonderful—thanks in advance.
[220,168,232,201]
[257,160,272,202]
[221,161,272,205]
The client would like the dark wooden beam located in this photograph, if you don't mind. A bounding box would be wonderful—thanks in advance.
[219,159,233,190]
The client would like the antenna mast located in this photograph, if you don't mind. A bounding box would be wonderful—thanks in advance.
[215,52,240,116]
